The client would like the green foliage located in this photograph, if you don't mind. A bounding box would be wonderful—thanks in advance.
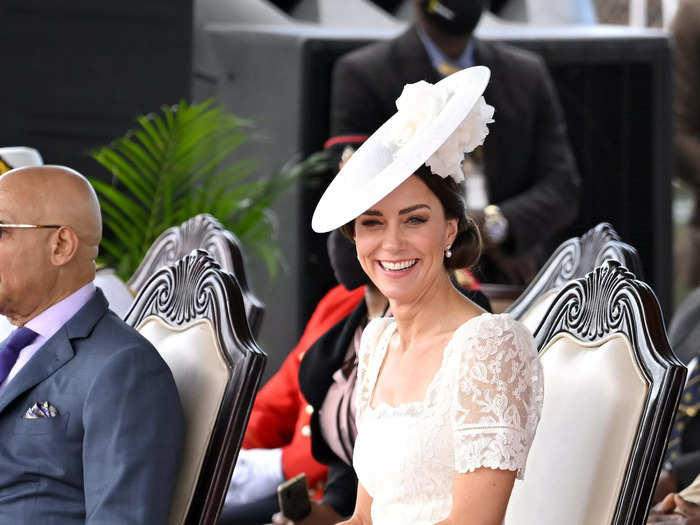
[91,99,318,281]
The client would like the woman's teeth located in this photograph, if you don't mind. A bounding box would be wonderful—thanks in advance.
[380,259,417,271]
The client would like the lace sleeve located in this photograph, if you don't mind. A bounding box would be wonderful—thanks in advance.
[355,318,392,427]
[452,314,543,479]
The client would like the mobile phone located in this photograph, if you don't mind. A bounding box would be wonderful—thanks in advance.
[277,473,311,521]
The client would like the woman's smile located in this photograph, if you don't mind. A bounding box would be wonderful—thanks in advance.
[378,259,418,272]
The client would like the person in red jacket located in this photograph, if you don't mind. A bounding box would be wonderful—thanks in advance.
[220,232,368,525]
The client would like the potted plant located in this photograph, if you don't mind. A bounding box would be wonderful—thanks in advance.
[90,99,329,280]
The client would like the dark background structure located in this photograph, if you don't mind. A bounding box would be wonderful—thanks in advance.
[0,0,673,377]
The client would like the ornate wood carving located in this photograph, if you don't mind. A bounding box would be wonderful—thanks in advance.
[508,223,643,320]
[533,260,685,525]
[125,249,266,525]
[127,213,264,336]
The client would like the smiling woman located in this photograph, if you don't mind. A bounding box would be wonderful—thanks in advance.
[310,67,543,525]
[342,165,481,274]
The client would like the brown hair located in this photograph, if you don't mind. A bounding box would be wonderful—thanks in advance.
[340,165,482,270]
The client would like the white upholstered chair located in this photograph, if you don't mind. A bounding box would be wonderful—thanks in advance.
[508,223,642,332]
[127,213,264,337]
[504,260,685,525]
[94,267,134,318]
[124,249,266,525]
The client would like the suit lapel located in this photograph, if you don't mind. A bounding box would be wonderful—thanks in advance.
[0,289,108,414]
[472,38,500,187]
[391,26,441,84]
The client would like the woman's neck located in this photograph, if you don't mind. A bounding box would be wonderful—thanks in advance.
[365,284,389,319]
[388,273,468,351]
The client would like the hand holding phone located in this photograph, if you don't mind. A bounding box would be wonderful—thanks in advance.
[277,473,312,521]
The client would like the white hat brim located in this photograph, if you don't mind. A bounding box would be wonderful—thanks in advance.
[312,65,490,233]
[0,147,43,169]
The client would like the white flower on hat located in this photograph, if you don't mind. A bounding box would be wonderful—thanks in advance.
[384,79,495,183]
[390,81,448,148]
[426,96,495,183]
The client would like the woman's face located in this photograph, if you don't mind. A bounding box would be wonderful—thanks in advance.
[353,175,457,304]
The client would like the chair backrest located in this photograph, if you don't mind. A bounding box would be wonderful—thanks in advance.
[504,260,685,525]
[94,267,135,318]
[127,214,264,337]
[124,249,266,525]
[508,223,643,332]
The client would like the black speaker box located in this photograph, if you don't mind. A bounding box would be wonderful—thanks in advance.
[0,0,193,181]
[296,27,673,325]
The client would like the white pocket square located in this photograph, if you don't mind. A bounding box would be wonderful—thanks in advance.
[23,401,58,419]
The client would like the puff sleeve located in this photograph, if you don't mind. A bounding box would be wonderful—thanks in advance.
[451,315,543,479]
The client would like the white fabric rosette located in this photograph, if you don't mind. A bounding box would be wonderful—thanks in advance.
[384,80,495,183]
[312,66,492,233]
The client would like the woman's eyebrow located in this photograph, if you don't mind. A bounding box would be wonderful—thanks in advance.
[399,204,430,215]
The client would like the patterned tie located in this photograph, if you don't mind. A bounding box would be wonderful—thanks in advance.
[0,327,39,384]
[666,356,700,463]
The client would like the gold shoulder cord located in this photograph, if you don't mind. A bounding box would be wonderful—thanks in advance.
[0,156,13,175]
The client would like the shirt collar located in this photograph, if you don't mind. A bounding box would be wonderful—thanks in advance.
[25,282,96,340]
[416,25,475,74]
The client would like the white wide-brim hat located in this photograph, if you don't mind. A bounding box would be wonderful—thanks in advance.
[0,147,43,170]
[312,65,491,233]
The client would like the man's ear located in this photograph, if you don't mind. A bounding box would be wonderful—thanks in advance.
[50,226,79,266]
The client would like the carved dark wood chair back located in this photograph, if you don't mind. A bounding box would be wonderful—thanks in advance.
[505,260,685,525]
[127,214,264,337]
[125,249,266,525]
[507,223,643,328]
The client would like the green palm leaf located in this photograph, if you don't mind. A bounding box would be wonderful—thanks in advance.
[90,99,314,281]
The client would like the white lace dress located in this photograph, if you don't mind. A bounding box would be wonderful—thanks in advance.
[353,313,544,524]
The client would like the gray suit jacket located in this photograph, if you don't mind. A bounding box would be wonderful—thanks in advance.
[0,288,184,524]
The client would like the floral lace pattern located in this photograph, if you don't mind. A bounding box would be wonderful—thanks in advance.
[353,314,543,525]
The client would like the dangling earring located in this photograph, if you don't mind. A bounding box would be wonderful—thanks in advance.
[445,246,452,259]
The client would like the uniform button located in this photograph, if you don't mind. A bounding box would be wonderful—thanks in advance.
[301,425,311,437]
[305,404,314,415]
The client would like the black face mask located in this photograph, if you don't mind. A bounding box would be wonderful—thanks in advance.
[327,229,369,291]
[419,0,485,36]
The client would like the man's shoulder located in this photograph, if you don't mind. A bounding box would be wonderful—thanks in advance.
[78,311,165,370]
[477,38,547,76]
[92,310,152,346]
[335,36,394,75]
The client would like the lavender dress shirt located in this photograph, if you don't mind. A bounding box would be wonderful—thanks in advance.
[0,282,95,393]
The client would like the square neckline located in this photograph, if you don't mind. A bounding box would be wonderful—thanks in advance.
[367,313,495,415]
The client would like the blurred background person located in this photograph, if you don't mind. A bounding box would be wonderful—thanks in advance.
[327,0,580,286]
[672,0,700,293]
[220,231,368,525]
[649,473,700,523]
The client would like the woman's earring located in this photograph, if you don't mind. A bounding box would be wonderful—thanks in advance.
[445,247,452,259]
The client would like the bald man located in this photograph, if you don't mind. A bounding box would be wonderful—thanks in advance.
[0,166,184,524]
